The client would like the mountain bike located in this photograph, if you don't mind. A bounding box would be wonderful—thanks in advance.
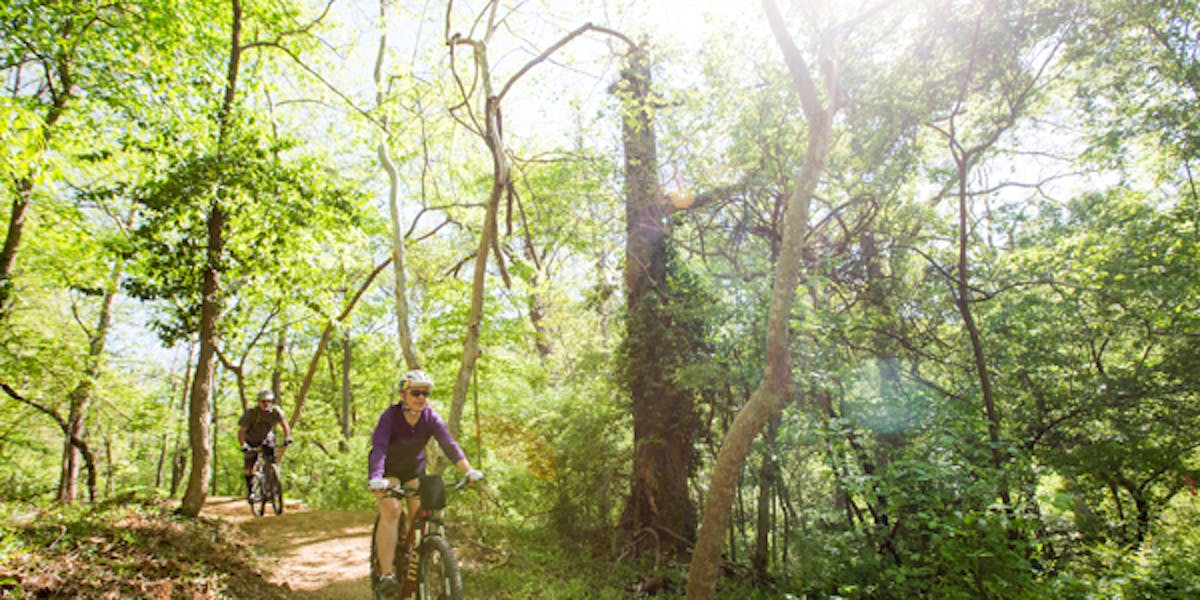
[370,474,470,600]
[248,441,288,516]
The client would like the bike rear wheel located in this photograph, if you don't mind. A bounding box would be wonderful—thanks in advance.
[267,469,284,515]
[417,535,462,600]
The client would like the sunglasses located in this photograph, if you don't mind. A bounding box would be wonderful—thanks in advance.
[408,389,430,398]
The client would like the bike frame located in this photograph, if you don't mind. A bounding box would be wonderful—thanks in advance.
[374,476,469,599]
[248,444,283,516]
[391,481,454,585]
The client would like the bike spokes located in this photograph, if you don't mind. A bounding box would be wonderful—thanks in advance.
[250,475,266,516]
[418,536,462,599]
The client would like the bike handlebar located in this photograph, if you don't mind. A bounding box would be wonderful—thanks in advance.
[380,476,475,497]
[245,439,291,451]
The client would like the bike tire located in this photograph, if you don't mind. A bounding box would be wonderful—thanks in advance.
[269,469,284,515]
[417,535,463,600]
[250,475,267,516]
[370,516,383,599]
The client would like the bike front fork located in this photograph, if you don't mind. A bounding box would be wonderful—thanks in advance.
[396,526,422,597]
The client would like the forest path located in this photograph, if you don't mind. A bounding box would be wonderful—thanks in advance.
[204,496,374,599]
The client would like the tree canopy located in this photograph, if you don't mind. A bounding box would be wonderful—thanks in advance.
[4,0,1200,597]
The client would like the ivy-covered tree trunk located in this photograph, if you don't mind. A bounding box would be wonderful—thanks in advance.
[616,46,698,554]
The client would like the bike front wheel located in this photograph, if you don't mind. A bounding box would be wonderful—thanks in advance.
[250,474,267,516]
[417,535,463,600]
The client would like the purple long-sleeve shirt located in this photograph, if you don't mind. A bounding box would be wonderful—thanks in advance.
[368,404,465,480]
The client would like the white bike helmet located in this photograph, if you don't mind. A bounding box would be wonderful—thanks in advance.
[399,369,434,392]
[257,390,275,403]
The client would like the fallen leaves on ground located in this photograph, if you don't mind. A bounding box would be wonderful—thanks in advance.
[0,499,291,599]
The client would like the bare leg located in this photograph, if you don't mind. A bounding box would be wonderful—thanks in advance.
[243,451,256,496]
[406,489,421,533]
[375,492,403,575]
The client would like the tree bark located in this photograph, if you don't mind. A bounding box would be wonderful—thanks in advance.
[178,200,225,516]
[752,414,780,579]
[444,28,507,440]
[341,330,352,450]
[1,383,99,503]
[0,181,33,320]
[447,91,505,439]
[57,259,121,504]
[289,257,391,431]
[0,55,69,321]
[442,12,636,439]
[685,1,837,596]
[273,324,287,398]
[180,0,242,517]
[616,45,698,555]
[375,0,419,371]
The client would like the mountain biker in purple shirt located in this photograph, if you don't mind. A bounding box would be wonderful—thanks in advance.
[368,370,482,595]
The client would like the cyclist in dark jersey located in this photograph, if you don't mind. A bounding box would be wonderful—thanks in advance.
[368,370,482,595]
[237,390,293,500]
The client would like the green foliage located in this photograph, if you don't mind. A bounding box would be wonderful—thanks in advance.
[987,187,1200,551]
[466,521,643,599]
[122,123,369,345]
[4,1,1200,598]
[286,437,378,510]
[1043,501,1200,599]
[1069,0,1200,167]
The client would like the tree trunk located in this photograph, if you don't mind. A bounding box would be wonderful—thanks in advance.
[445,37,508,439]
[526,272,553,358]
[953,145,1009,504]
[375,0,419,371]
[685,1,836,596]
[0,182,32,320]
[290,258,390,431]
[273,323,287,397]
[56,266,119,504]
[616,46,697,555]
[210,375,220,496]
[752,415,780,580]
[341,330,352,450]
[3,384,99,503]
[156,432,169,490]
[0,84,67,321]
[102,429,115,498]
[179,201,225,516]
[180,0,243,517]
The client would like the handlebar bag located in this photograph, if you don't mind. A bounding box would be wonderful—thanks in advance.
[420,474,447,510]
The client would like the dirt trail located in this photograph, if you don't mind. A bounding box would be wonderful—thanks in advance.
[204,496,375,599]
